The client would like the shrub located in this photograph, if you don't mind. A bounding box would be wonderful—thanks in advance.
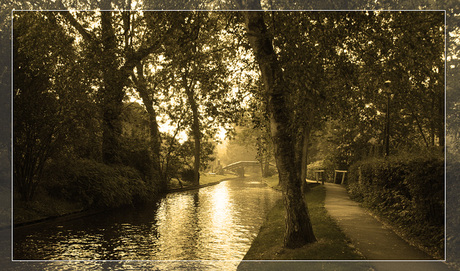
[347,153,444,257]
[264,167,277,177]
[446,159,460,266]
[43,158,156,208]
[119,140,155,182]
[180,168,198,184]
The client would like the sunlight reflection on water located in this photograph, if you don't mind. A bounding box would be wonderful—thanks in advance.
[14,178,281,270]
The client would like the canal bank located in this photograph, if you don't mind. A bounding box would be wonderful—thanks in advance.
[13,174,238,229]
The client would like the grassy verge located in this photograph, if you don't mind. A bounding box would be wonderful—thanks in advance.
[242,183,365,260]
[261,174,281,190]
[168,173,236,190]
[200,173,235,185]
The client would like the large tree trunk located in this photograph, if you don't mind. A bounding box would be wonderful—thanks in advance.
[300,127,310,194]
[100,11,125,164]
[185,82,201,186]
[133,62,166,190]
[242,7,316,248]
[438,92,445,147]
[383,93,391,156]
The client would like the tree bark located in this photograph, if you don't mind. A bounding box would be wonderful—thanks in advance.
[184,78,201,185]
[384,93,391,156]
[132,62,166,189]
[242,7,316,248]
[300,127,310,194]
[101,11,125,164]
[438,92,445,147]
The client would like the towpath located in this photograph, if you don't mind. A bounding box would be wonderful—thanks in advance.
[324,182,453,271]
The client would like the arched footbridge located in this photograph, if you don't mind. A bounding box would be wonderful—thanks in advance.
[222,161,276,177]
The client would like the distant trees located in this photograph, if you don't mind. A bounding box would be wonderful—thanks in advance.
[269,11,446,172]
[156,12,242,184]
[329,12,444,165]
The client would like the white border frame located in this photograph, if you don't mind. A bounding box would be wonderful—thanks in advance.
[10,9,448,264]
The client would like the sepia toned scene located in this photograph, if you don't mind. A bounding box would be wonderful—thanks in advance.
[10,2,456,270]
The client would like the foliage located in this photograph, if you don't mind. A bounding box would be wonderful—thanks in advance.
[180,168,198,184]
[219,125,259,164]
[13,12,95,201]
[42,158,154,208]
[155,12,243,184]
[120,103,157,182]
[120,138,156,182]
[446,158,460,267]
[173,140,216,170]
[346,153,444,257]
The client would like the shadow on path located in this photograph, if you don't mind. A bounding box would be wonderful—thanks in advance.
[324,182,453,271]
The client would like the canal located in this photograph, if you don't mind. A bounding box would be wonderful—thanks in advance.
[13,177,281,270]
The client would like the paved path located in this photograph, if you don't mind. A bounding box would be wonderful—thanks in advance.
[324,182,455,271]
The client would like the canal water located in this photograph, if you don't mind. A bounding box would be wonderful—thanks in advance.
[13,177,281,270]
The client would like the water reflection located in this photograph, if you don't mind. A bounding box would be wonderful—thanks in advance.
[14,178,280,270]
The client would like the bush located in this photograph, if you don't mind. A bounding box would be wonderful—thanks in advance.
[347,154,444,257]
[263,167,277,177]
[180,168,198,184]
[43,158,157,208]
[119,140,155,182]
[446,158,460,266]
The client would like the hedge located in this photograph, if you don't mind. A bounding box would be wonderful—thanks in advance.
[347,154,444,257]
[446,159,460,266]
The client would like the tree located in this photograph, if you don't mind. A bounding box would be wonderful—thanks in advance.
[156,11,241,185]
[238,0,317,247]
[268,12,356,191]
[298,11,445,167]
[56,6,174,165]
[244,85,276,178]
[13,12,93,200]
[337,12,445,158]
[130,60,165,188]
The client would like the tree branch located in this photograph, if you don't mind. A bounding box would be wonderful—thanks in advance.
[56,1,98,45]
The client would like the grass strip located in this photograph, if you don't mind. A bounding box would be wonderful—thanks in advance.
[243,183,365,260]
[168,173,236,190]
